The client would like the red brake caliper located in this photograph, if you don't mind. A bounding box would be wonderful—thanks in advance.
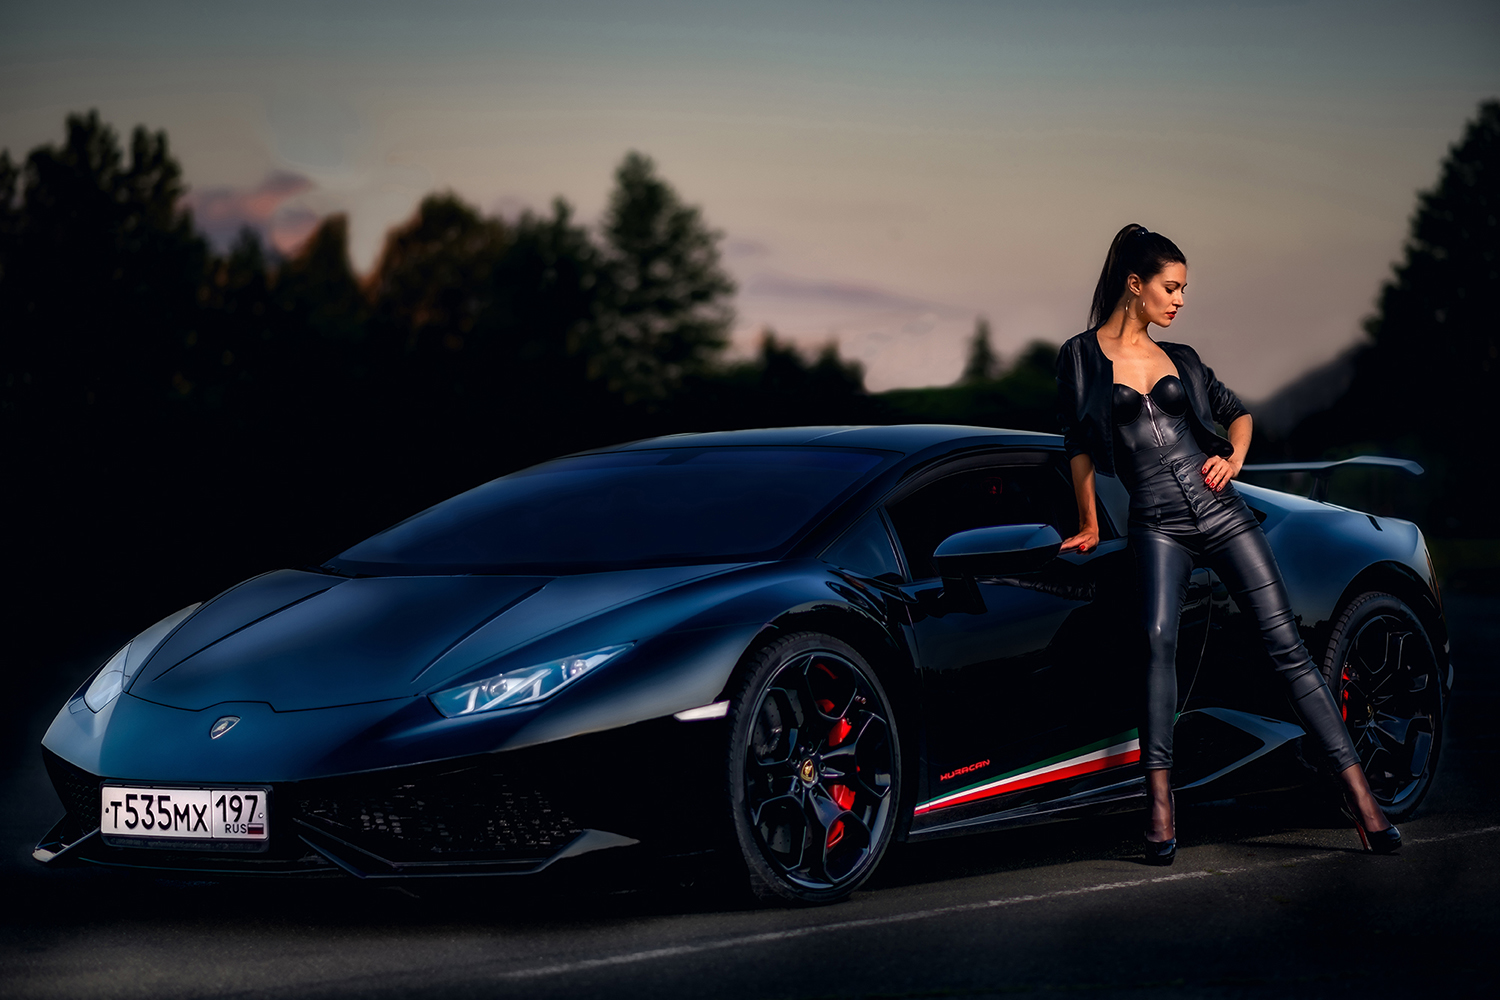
[826,777,856,849]
[1341,668,1350,722]
[825,714,855,849]
[813,661,855,850]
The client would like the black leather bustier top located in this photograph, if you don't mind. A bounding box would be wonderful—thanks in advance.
[1112,375,1207,507]
[1110,373,1257,528]
[1112,375,1195,456]
[1113,374,1188,424]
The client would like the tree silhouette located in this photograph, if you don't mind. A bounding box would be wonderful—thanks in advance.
[591,152,735,403]
[491,199,604,389]
[365,194,510,428]
[188,229,276,416]
[2,113,219,668]
[277,215,368,348]
[368,193,510,356]
[743,332,865,416]
[880,338,1057,431]
[0,151,18,280]
[1361,100,1497,429]
[363,192,615,473]
[1285,99,1499,533]
[960,316,1000,383]
[1,111,207,419]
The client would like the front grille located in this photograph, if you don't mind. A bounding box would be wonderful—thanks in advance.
[43,750,101,827]
[297,759,581,863]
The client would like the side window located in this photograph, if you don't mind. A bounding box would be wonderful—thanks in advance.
[821,510,904,582]
[886,462,1084,580]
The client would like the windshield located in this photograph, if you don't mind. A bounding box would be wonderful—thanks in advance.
[327,446,892,575]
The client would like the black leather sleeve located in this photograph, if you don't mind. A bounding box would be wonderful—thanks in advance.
[1194,349,1250,427]
[1055,340,1087,462]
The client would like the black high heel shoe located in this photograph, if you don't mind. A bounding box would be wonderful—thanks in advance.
[1143,836,1177,866]
[1356,823,1402,854]
[1343,795,1402,854]
[1143,792,1176,866]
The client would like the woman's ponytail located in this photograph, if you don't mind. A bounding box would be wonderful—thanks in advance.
[1088,224,1187,329]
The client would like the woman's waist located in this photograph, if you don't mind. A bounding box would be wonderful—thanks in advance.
[1122,460,1257,532]
[1117,437,1210,484]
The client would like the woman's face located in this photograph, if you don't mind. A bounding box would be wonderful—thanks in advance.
[1129,263,1186,328]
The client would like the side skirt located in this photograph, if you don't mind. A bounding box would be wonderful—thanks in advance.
[1173,707,1305,791]
[907,778,1146,842]
[905,707,1307,842]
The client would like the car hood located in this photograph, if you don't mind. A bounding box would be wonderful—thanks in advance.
[129,564,742,711]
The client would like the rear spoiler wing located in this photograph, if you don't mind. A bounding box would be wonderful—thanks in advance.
[1240,456,1424,502]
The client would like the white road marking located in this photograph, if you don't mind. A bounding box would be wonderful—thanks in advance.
[496,825,1500,981]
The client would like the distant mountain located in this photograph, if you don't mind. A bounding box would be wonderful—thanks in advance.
[1247,344,1360,439]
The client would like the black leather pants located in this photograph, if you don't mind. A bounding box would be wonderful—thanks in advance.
[1131,506,1361,774]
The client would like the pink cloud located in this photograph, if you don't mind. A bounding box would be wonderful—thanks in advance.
[266,207,320,255]
[187,170,317,254]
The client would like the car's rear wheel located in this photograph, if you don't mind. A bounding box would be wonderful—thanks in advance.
[726,632,900,905]
[1319,591,1443,820]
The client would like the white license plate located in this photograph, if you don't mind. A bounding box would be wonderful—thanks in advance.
[100,786,269,842]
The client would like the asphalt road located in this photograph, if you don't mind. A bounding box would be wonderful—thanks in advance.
[2,594,1496,1000]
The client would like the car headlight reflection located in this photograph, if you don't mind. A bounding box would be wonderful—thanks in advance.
[83,603,202,712]
[430,644,632,718]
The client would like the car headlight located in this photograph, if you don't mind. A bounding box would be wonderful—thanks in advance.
[429,644,632,718]
[83,603,201,712]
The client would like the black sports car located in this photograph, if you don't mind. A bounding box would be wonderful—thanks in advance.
[35,425,1450,903]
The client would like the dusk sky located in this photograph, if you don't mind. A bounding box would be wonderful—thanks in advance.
[3,1,1497,396]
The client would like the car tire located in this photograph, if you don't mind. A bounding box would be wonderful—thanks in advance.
[725,631,900,905]
[1318,591,1443,820]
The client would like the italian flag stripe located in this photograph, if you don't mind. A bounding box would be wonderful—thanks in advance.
[915,731,1141,815]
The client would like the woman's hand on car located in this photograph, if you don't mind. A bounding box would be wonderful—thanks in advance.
[1059,528,1099,554]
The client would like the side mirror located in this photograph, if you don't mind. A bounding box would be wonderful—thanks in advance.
[932,523,1062,578]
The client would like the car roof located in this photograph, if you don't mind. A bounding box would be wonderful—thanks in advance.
[591,424,1062,458]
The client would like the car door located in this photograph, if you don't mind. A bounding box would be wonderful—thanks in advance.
[885,452,1145,836]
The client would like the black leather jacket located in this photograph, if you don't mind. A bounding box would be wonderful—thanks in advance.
[1055,329,1250,478]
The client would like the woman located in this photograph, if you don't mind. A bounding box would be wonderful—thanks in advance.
[1055,223,1398,864]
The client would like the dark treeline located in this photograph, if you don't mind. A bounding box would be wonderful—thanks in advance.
[886,319,1059,434]
[1252,100,1499,537]
[0,112,876,656]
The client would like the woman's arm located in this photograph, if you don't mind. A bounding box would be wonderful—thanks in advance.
[1202,413,1251,491]
[1055,341,1088,463]
[1060,452,1100,553]
[1056,337,1101,552]
[1192,348,1250,429]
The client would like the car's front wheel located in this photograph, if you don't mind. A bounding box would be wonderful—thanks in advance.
[726,632,900,905]
[1319,591,1443,820]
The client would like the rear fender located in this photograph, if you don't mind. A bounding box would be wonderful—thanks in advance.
[1261,506,1426,634]
[1325,560,1450,694]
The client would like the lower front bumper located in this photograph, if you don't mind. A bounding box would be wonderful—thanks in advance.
[36,713,729,878]
[33,815,344,876]
[34,815,641,879]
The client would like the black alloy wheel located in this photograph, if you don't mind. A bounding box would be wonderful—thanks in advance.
[726,632,900,905]
[1320,592,1443,820]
